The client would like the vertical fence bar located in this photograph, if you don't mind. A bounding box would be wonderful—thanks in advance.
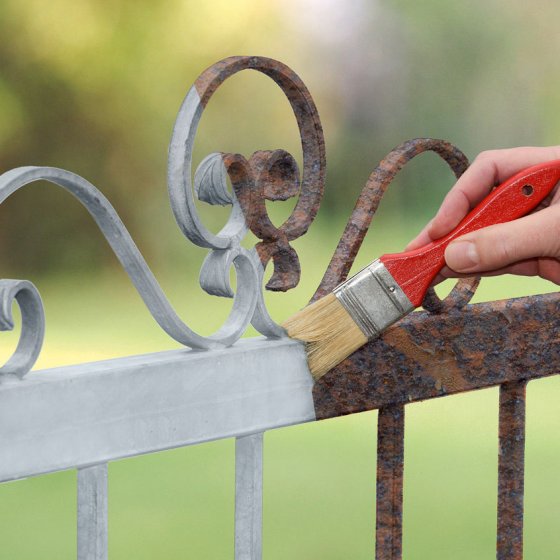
[235,433,263,560]
[497,380,527,560]
[77,463,108,560]
[375,405,405,560]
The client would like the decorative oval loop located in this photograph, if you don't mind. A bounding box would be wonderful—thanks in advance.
[313,138,480,312]
[167,54,325,254]
[0,279,45,379]
[167,56,326,337]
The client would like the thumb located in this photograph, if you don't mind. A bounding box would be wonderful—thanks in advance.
[444,205,560,273]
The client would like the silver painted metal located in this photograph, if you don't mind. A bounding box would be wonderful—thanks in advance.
[78,464,108,560]
[0,279,45,378]
[235,433,263,560]
[195,152,235,206]
[334,259,414,339]
[0,337,315,483]
[170,88,284,339]
[0,166,258,351]
[168,88,242,250]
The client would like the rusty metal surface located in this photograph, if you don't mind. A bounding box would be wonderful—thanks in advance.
[195,56,326,292]
[312,292,560,419]
[497,380,526,560]
[224,149,304,291]
[375,405,405,560]
[295,126,560,558]
[309,135,557,417]
[301,133,560,559]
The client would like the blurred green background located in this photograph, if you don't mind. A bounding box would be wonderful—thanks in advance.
[1,0,560,558]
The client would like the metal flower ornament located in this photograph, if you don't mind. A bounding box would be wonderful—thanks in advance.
[0,56,326,378]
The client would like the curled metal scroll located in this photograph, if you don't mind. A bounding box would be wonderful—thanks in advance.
[0,56,325,374]
[0,279,45,378]
[313,138,480,312]
[0,167,258,352]
[169,55,325,335]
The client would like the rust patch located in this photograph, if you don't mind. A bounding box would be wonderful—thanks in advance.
[313,293,560,419]
[497,380,526,560]
[375,404,405,560]
[382,325,469,394]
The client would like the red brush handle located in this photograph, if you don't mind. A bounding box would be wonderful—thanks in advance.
[380,160,560,307]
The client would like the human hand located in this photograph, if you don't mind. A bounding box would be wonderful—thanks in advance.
[407,147,560,284]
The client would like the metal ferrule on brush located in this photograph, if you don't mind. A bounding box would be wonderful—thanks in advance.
[333,259,414,339]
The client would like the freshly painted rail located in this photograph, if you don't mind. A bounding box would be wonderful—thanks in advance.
[0,338,314,483]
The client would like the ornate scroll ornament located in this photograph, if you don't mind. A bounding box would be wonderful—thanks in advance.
[0,57,479,381]
[0,56,326,378]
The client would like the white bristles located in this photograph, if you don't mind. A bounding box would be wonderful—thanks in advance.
[282,294,367,381]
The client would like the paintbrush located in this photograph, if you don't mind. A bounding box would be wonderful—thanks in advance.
[283,159,560,381]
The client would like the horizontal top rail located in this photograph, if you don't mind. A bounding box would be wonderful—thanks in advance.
[3,291,558,484]
[0,337,315,483]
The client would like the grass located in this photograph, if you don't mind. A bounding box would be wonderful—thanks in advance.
[1,223,559,559]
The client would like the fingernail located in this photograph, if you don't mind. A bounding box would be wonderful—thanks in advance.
[445,241,479,271]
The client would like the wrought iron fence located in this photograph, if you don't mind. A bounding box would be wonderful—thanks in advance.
[1,55,557,560]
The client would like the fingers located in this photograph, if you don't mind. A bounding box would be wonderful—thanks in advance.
[439,261,540,279]
[440,257,560,286]
[444,205,560,275]
[407,146,560,249]
[536,257,560,284]
[432,146,560,237]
